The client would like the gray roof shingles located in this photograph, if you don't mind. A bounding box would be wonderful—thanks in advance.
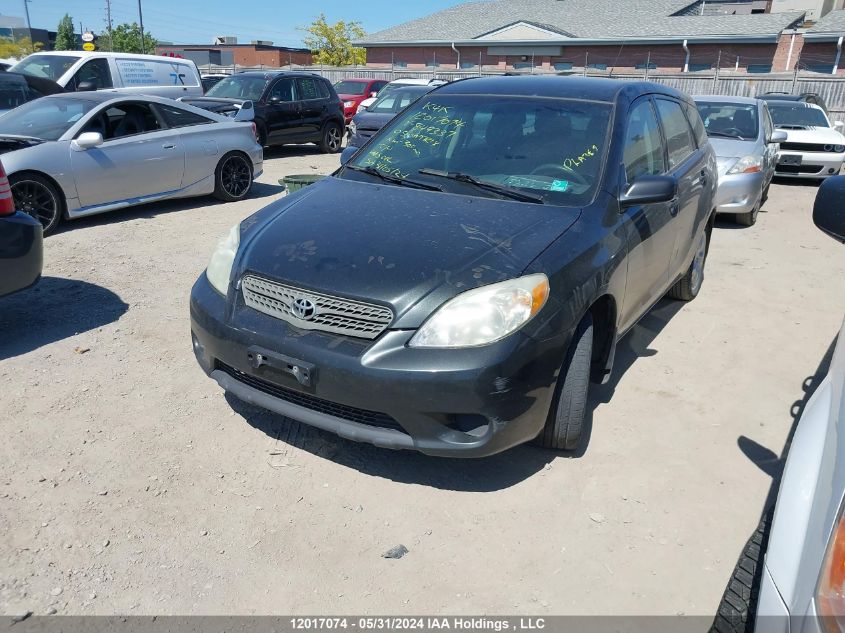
[807,10,845,33]
[361,0,805,43]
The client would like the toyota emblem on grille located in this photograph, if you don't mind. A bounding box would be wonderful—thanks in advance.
[291,297,317,320]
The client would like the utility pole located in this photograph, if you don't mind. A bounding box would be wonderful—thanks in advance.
[22,0,34,52]
[105,0,113,51]
[137,0,145,54]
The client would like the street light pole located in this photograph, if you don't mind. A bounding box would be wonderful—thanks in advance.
[137,0,145,54]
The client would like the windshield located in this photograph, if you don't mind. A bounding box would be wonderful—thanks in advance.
[205,75,270,101]
[368,86,429,114]
[334,81,369,96]
[769,103,830,128]
[344,94,612,206]
[0,96,97,141]
[10,54,80,81]
[695,102,759,140]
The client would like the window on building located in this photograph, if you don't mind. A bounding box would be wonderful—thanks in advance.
[805,63,835,74]
[747,63,773,73]
[512,62,534,69]
[460,61,477,69]
[688,63,712,72]
[635,62,658,70]
[553,61,574,71]
[426,59,438,68]
[655,98,696,169]
[393,60,408,68]
[587,63,608,70]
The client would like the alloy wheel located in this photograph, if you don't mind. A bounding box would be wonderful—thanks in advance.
[689,231,707,296]
[326,126,341,152]
[11,180,58,229]
[220,156,251,198]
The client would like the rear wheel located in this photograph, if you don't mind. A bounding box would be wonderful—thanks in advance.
[537,313,593,451]
[319,122,342,154]
[736,200,760,227]
[213,153,253,202]
[9,173,63,235]
[668,228,708,301]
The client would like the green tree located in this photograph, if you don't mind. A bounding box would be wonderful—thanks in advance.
[55,14,76,51]
[0,36,42,58]
[301,13,366,66]
[109,22,157,54]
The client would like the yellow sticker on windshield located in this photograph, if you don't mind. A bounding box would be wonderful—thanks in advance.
[563,144,599,170]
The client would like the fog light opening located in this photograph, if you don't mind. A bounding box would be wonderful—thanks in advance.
[448,414,489,436]
[829,168,836,174]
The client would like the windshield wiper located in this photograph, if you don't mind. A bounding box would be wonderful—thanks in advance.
[418,168,545,204]
[346,164,442,192]
[707,131,746,140]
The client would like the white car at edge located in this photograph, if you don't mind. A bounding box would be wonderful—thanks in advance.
[771,102,845,180]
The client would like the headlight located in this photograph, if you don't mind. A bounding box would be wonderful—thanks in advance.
[816,501,845,631]
[349,121,357,136]
[726,155,763,175]
[835,144,845,153]
[408,274,550,348]
[344,100,355,108]
[206,223,240,295]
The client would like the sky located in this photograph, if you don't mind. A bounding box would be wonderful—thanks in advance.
[8,0,459,47]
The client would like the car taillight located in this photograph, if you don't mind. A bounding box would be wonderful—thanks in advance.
[251,122,258,142]
[817,503,845,631]
[0,161,13,217]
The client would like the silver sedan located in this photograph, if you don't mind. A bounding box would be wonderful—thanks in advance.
[0,92,263,234]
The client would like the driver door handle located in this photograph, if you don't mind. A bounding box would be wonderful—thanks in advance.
[162,143,177,149]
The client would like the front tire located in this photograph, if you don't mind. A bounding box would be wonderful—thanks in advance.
[319,121,342,154]
[668,227,708,301]
[736,200,759,227]
[213,152,253,202]
[9,173,63,235]
[538,313,593,451]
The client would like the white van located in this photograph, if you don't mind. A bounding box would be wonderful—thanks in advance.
[9,51,203,99]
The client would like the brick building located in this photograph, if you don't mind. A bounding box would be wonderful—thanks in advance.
[155,42,312,67]
[359,0,845,75]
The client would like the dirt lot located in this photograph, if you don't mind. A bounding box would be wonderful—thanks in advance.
[1,146,844,618]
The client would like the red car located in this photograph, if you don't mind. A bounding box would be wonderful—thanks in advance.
[333,78,389,124]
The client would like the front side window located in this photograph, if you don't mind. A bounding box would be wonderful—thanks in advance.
[768,103,831,129]
[695,101,759,141]
[71,58,113,90]
[205,75,270,101]
[624,100,666,182]
[0,96,97,141]
[9,54,80,81]
[268,79,295,102]
[655,99,696,169]
[344,94,612,206]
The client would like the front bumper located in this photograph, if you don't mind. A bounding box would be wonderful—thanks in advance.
[189,274,566,457]
[775,151,844,179]
[0,211,43,298]
[715,170,764,215]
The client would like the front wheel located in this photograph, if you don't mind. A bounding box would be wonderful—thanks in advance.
[537,313,593,451]
[319,122,342,154]
[213,153,253,202]
[9,173,63,235]
[668,228,708,301]
[736,200,760,227]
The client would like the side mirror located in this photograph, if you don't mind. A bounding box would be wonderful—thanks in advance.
[620,175,677,207]
[77,80,97,92]
[268,95,282,104]
[71,131,104,151]
[340,146,358,166]
[813,175,845,243]
[770,130,787,143]
[371,91,378,98]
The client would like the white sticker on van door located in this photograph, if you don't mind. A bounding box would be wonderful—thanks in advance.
[116,59,193,86]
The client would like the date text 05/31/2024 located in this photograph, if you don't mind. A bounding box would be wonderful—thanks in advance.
[290,618,547,631]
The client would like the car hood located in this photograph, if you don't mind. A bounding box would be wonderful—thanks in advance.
[708,137,762,174]
[0,135,46,156]
[237,176,581,328]
[351,110,392,130]
[777,126,845,144]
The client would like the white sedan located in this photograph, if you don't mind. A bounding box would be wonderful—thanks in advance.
[771,102,845,179]
[0,92,263,234]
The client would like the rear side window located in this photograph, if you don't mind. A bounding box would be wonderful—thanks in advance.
[296,77,321,100]
[683,102,708,148]
[624,100,666,182]
[157,103,213,128]
[316,79,331,99]
[655,99,696,169]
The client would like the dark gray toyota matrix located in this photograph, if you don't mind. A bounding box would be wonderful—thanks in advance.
[190,76,717,457]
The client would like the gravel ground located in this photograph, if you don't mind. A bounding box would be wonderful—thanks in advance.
[1,147,843,617]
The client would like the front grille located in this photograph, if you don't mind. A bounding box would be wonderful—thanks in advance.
[776,164,825,174]
[780,142,839,152]
[217,362,407,433]
[241,275,393,340]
